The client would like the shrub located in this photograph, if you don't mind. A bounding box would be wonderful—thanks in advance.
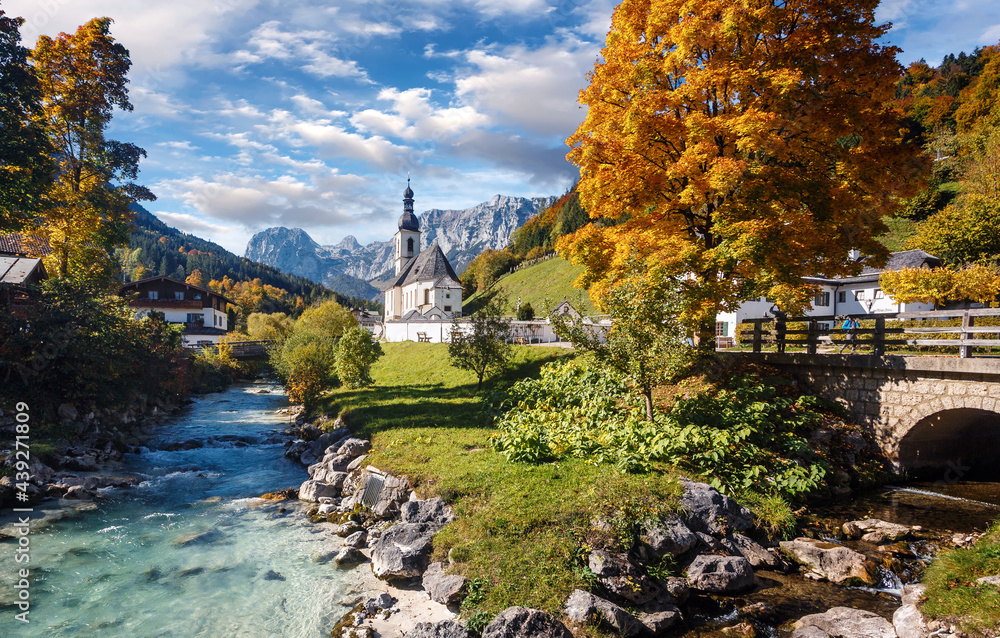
[335,325,384,389]
[492,360,830,498]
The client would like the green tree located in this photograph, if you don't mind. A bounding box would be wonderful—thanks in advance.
[516,301,535,321]
[552,265,693,421]
[0,9,51,232]
[294,300,357,338]
[31,17,154,280]
[246,312,294,341]
[335,325,384,389]
[448,295,512,390]
[273,331,338,412]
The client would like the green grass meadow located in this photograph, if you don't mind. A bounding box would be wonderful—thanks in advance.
[319,342,682,622]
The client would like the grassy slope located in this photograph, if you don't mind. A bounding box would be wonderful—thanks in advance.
[464,257,595,316]
[320,342,681,624]
[922,520,1000,634]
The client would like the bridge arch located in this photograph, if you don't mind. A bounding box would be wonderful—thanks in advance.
[897,398,1000,479]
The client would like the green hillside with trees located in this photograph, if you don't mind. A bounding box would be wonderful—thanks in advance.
[463,256,593,317]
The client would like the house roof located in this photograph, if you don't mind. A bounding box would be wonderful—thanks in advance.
[807,250,942,285]
[120,276,235,305]
[385,244,460,290]
[0,232,52,257]
[0,255,47,286]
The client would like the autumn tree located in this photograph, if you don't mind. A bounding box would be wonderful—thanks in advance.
[563,0,925,347]
[31,17,153,280]
[880,264,1000,307]
[0,10,51,232]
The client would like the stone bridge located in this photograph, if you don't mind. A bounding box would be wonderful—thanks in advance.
[740,353,1000,478]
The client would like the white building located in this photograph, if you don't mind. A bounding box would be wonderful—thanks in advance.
[716,249,941,340]
[120,276,232,346]
[383,181,464,321]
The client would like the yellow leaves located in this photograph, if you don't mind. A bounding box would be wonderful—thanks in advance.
[880,266,1000,306]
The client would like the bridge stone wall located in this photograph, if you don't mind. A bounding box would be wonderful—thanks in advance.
[743,353,1000,470]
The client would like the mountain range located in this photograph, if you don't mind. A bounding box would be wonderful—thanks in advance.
[245,194,557,299]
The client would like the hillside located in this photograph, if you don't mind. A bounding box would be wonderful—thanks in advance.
[123,205,378,312]
[463,256,594,316]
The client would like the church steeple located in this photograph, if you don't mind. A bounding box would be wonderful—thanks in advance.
[394,179,421,275]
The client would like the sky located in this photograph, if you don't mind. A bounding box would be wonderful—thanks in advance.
[4,0,1000,255]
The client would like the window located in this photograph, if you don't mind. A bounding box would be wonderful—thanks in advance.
[444,306,452,312]
[446,294,450,299]
[814,292,830,307]
[715,322,729,337]
[838,291,846,303]
[407,237,414,254]
[424,289,429,305]
[148,291,158,300]
[175,292,184,300]
[874,289,884,299]
[854,290,865,301]
[186,313,204,324]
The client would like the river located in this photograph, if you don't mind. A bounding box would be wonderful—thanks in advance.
[2,382,370,637]
[5,382,1000,637]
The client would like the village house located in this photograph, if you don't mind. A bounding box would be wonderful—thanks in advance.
[382,180,464,323]
[119,276,233,346]
[715,249,941,342]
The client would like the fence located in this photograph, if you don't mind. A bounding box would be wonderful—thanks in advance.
[740,308,1000,358]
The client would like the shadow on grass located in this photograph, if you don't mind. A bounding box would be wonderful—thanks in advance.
[328,348,574,437]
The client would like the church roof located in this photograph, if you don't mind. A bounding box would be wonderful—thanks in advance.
[398,209,419,231]
[387,244,460,289]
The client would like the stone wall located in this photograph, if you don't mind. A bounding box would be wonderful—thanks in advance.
[736,354,1000,472]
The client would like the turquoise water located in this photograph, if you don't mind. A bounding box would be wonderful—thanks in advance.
[2,383,367,637]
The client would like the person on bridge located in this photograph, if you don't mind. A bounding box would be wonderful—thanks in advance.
[839,316,861,354]
[769,304,788,353]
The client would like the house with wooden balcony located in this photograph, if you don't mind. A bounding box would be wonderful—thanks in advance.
[119,276,234,346]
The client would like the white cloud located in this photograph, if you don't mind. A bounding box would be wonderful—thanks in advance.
[451,36,598,137]
[156,141,199,151]
[234,21,370,80]
[350,88,490,141]
[153,211,232,236]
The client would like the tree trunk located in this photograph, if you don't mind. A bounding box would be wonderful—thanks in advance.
[643,390,654,422]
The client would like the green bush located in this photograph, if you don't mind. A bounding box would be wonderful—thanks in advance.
[335,325,383,389]
[492,360,830,498]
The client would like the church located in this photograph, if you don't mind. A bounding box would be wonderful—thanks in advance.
[383,181,464,321]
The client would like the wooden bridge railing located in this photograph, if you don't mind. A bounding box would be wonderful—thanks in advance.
[741,308,1000,358]
[186,340,274,359]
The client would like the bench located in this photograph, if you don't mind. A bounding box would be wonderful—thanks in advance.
[716,336,735,349]
[416,332,431,342]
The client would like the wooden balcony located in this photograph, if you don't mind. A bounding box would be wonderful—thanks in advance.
[129,298,203,309]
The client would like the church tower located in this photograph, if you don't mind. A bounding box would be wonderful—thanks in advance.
[394,178,421,275]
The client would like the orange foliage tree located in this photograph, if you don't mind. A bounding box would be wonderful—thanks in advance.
[562,0,926,345]
[31,17,154,281]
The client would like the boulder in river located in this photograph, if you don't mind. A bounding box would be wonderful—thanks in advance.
[842,518,912,543]
[685,555,755,593]
[564,589,641,636]
[780,538,879,586]
[482,606,573,638]
[298,479,340,502]
[637,607,682,636]
[722,533,785,570]
[791,607,896,638]
[679,479,753,535]
[334,546,367,567]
